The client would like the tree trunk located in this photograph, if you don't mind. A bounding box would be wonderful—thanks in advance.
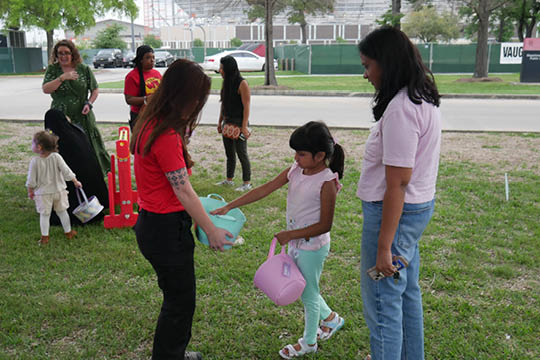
[46,29,54,64]
[474,4,490,78]
[516,0,526,41]
[300,21,307,44]
[525,14,537,38]
[497,18,504,43]
[264,0,278,86]
[392,0,402,29]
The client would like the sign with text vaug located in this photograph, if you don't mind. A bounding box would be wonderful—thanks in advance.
[500,42,523,64]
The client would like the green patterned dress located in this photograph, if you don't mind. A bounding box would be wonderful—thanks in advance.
[43,63,110,176]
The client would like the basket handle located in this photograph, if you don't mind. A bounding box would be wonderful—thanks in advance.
[267,237,286,259]
[207,193,226,202]
[75,187,89,205]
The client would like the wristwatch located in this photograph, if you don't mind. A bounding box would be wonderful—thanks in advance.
[84,100,93,109]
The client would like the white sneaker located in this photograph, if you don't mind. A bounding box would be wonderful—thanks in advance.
[215,180,234,186]
[235,183,253,192]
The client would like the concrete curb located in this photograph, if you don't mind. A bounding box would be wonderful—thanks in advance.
[98,88,540,100]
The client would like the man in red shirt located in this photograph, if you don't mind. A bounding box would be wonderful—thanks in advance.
[124,45,162,130]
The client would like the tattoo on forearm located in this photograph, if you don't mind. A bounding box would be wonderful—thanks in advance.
[166,168,188,189]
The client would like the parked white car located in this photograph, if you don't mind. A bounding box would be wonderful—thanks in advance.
[202,50,278,72]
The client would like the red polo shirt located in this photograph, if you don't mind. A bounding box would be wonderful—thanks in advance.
[134,122,191,213]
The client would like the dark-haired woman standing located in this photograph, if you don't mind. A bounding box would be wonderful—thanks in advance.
[357,26,442,360]
[216,55,252,192]
[124,45,162,130]
[131,59,233,360]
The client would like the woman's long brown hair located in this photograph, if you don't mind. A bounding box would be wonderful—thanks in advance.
[130,59,211,168]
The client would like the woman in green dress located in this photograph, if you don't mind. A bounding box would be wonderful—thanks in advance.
[42,39,110,176]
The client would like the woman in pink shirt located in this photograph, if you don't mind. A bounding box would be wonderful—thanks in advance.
[357,27,442,360]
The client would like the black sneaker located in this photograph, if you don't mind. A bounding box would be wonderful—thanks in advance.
[184,351,202,360]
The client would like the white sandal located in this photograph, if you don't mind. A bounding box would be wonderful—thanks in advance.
[278,337,317,359]
[317,312,345,341]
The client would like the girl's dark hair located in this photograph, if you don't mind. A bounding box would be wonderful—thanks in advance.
[289,121,345,179]
[34,130,59,152]
[134,45,154,97]
[220,55,244,113]
[130,59,211,168]
[358,26,440,121]
[51,39,82,66]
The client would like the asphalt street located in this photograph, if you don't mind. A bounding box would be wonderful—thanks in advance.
[1,68,539,132]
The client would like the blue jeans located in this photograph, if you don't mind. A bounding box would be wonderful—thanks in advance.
[361,199,435,360]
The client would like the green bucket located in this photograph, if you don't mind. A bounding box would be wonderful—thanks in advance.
[196,194,246,250]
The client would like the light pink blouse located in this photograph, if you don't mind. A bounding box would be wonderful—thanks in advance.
[286,162,341,251]
[357,88,442,203]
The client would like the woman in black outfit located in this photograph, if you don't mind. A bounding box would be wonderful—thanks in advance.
[44,109,108,225]
[216,55,252,192]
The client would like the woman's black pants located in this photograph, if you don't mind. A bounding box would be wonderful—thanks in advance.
[222,136,251,181]
[134,209,196,360]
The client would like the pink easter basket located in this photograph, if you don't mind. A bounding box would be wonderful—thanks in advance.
[253,237,306,306]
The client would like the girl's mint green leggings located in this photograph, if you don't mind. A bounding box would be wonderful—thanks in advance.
[289,243,332,345]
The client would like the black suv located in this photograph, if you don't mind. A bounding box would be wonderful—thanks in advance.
[93,49,123,68]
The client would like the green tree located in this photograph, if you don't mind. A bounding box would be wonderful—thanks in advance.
[144,34,162,49]
[246,0,288,86]
[193,38,204,47]
[0,0,137,60]
[230,37,243,47]
[286,0,334,44]
[403,6,460,43]
[511,0,540,41]
[459,0,510,78]
[93,23,126,49]
[376,6,406,28]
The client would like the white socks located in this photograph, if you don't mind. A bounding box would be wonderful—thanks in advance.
[40,213,51,236]
[57,210,71,233]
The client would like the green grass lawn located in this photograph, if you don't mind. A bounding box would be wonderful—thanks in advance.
[99,73,540,94]
[1,123,539,359]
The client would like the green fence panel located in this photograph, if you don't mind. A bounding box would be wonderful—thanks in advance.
[311,44,363,74]
[294,45,310,74]
[0,48,42,73]
[12,48,43,73]
[0,48,13,73]
[431,44,476,73]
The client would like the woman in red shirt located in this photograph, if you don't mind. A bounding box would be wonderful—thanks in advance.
[130,59,233,360]
[124,45,162,130]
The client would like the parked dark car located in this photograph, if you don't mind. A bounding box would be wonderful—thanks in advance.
[154,51,174,67]
[93,49,123,68]
[122,51,136,68]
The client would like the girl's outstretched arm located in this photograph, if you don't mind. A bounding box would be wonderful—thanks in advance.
[211,167,290,215]
[275,179,338,246]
